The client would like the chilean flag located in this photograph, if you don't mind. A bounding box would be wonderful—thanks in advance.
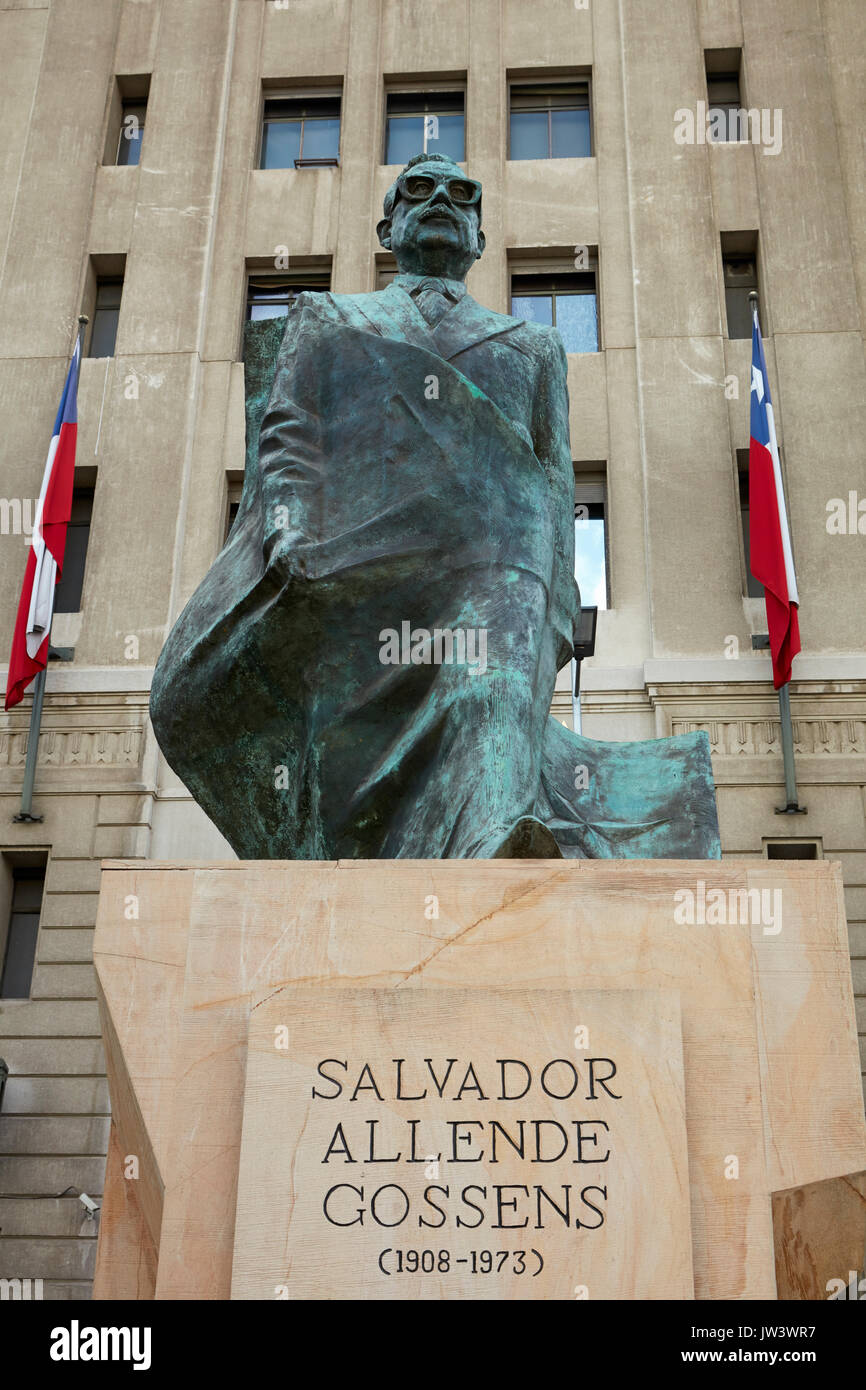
[4,339,81,710]
[749,307,800,689]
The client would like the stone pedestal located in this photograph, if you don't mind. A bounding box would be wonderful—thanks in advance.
[91,859,866,1301]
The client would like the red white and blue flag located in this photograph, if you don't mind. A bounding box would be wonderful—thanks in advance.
[749,306,800,689]
[5,339,81,710]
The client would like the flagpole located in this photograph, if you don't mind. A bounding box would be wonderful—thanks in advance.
[13,315,88,824]
[748,291,805,816]
[13,667,46,822]
[776,680,804,814]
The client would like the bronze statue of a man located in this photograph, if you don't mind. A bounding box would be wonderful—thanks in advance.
[150,154,719,860]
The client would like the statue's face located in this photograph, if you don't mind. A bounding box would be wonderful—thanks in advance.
[378,160,486,280]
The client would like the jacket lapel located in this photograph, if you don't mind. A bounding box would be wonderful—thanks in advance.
[430,292,522,361]
[345,283,439,353]
[342,283,522,362]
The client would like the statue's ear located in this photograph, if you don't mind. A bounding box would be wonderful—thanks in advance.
[376,217,392,250]
[475,229,486,259]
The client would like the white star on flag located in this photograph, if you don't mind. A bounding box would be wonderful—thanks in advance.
[751,364,764,401]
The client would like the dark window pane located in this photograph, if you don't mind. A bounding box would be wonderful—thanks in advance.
[511,293,553,326]
[117,103,146,166]
[511,82,588,111]
[766,842,818,860]
[707,74,741,106]
[89,309,119,357]
[1,913,39,997]
[510,110,549,160]
[427,112,464,161]
[725,286,754,338]
[387,91,464,116]
[12,873,44,911]
[88,281,122,358]
[554,291,598,352]
[261,119,302,169]
[551,107,591,158]
[245,276,330,323]
[54,488,93,613]
[708,95,745,143]
[301,116,340,160]
[89,308,118,358]
[1,869,45,999]
[95,281,123,309]
[738,464,764,597]
[723,257,757,339]
[723,256,756,288]
[512,272,595,296]
[385,115,423,165]
[264,97,341,120]
[385,92,466,164]
[261,97,341,168]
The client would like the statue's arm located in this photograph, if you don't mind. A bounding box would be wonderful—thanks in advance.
[532,329,574,494]
[532,331,580,663]
[256,293,327,562]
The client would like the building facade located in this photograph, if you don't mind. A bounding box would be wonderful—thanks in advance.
[0,0,864,1298]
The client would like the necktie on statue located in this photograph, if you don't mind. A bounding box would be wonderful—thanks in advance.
[411,278,456,327]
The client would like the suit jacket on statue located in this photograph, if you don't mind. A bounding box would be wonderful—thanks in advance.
[150,277,721,860]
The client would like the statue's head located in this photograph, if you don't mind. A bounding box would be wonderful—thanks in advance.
[377,153,486,281]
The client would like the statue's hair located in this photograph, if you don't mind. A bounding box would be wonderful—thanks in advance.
[402,152,454,172]
[382,152,481,225]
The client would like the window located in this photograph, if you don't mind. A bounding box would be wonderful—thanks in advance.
[511,271,598,353]
[54,486,94,613]
[116,100,146,166]
[765,840,821,860]
[88,278,123,357]
[509,80,591,160]
[260,94,341,169]
[705,49,742,143]
[224,478,242,542]
[376,257,398,289]
[384,89,465,165]
[1,863,46,999]
[245,270,331,322]
[736,449,763,599]
[104,74,150,167]
[721,234,759,339]
[574,470,609,609]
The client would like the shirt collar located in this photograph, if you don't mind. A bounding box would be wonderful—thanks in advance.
[392,272,468,303]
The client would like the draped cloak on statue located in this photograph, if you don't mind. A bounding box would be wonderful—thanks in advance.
[149,281,720,859]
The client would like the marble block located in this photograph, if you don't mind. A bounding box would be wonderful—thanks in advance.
[91,859,866,1301]
[230,987,694,1300]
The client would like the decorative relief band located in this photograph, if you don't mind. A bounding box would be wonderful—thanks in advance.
[671,718,866,757]
[0,727,143,770]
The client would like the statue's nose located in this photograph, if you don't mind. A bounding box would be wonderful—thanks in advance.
[427,182,455,207]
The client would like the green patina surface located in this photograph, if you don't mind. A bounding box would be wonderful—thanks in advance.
[150,157,720,861]
[243,317,285,477]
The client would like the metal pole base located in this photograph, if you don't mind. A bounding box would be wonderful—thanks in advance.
[775,802,807,816]
[12,811,44,823]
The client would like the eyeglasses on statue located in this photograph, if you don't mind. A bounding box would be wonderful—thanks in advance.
[396,172,482,206]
